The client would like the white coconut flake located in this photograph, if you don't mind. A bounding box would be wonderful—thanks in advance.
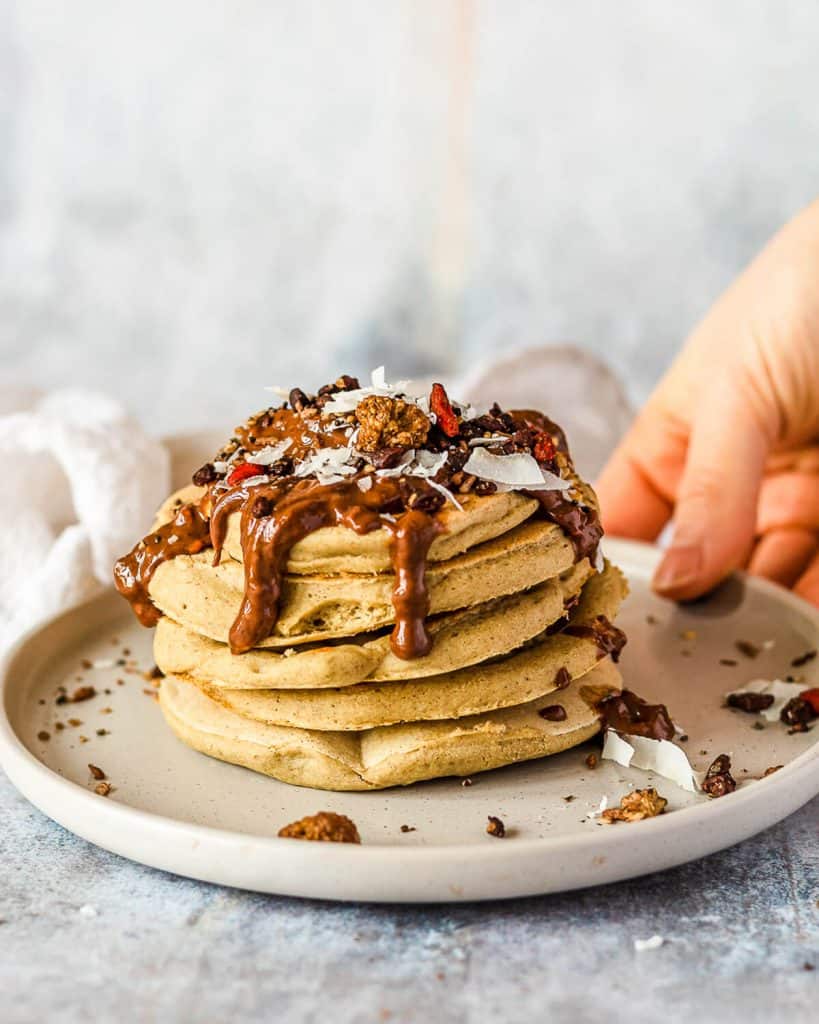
[634,935,665,952]
[321,366,422,415]
[246,438,293,466]
[590,794,609,818]
[357,476,373,492]
[601,730,635,768]
[602,730,702,792]
[593,546,605,573]
[234,474,270,489]
[295,447,358,481]
[462,448,571,491]
[467,435,509,447]
[90,658,116,670]
[427,478,464,511]
[725,678,801,722]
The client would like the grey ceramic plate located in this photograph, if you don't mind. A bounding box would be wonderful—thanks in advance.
[2,535,818,902]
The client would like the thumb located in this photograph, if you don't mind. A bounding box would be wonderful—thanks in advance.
[653,384,772,600]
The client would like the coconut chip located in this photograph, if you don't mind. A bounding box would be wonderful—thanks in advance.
[601,730,703,792]
[321,366,422,415]
[462,448,570,491]
[246,438,293,466]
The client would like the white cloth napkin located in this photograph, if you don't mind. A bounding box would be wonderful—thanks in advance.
[0,388,169,651]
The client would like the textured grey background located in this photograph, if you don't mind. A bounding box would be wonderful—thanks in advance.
[2,2,818,432]
[2,3,819,1020]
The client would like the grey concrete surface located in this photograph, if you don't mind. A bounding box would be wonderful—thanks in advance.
[1,772,817,1023]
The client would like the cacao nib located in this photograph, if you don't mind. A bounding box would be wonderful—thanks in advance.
[726,692,775,713]
[369,446,409,470]
[538,704,567,722]
[486,815,506,838]
[473,478,498,496]
[780,697,816,730]
[400,478,446,514]
[288,387,312,412]
[192,462,218,486]
[251,496,274,518]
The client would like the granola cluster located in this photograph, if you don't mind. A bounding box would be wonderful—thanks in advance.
[355,395,431,452]
[277,811,361,843]
[600,787,667,824]
[701,754,737,798]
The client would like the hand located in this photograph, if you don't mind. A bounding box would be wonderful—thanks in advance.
[597,198,819,605]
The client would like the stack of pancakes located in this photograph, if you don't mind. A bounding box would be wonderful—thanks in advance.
[148,484,628,791]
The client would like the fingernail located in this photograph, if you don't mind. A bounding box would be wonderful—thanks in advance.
[653,545,703,594]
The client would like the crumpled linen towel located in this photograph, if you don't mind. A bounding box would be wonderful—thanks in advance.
[0,388,169,651]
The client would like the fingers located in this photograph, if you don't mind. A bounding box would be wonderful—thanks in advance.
[795,550,819,608]
[748,527,819,588]
[653,385,773,601]
[596,403,685,541]
[757,472,819,533]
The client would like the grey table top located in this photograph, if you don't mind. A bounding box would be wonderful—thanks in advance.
[1,771,816,1024]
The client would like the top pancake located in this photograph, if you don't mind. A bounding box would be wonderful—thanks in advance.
[149,515,579,647]
[156,484,541,575]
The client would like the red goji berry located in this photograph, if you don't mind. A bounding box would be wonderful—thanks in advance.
[799,688,819,715]
[429,383,460,438]
[227,462,262,487]
[533,432,557,463]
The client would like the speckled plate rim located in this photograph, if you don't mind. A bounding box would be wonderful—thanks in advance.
[1,538,818,903]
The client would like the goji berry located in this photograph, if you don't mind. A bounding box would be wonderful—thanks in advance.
[227,462,263,486]
[533,432,557,463]
[799,688,819,715]
[429,383,460,438]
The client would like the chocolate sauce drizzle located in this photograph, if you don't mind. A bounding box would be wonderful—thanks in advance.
[113,503,211,627]
[114,400,607,662]
[595,689,676,742]
[524,489,603,563]
[564,614,627,663]
[219,478,441,658]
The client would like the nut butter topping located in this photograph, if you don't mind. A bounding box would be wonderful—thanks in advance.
[113,370,607,660]
[595,689,676,742]
[113,503,211,627]
[225,476,441,659]
[564,614,627,662]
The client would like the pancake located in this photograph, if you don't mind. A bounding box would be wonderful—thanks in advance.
[158,658,622,791]
[182,562,627,730]
[153,560,596,690]
[154,484,540,575]
[149,516,579,647]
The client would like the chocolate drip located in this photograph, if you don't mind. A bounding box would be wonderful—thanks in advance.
[596,689,676,741]
[386,509,443,659]
[225,478,440,659]
[230,479,389,655]
[564,614,627,663]
[113,503,211,627]
[210,485,259,565]
[525,489,603,564]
